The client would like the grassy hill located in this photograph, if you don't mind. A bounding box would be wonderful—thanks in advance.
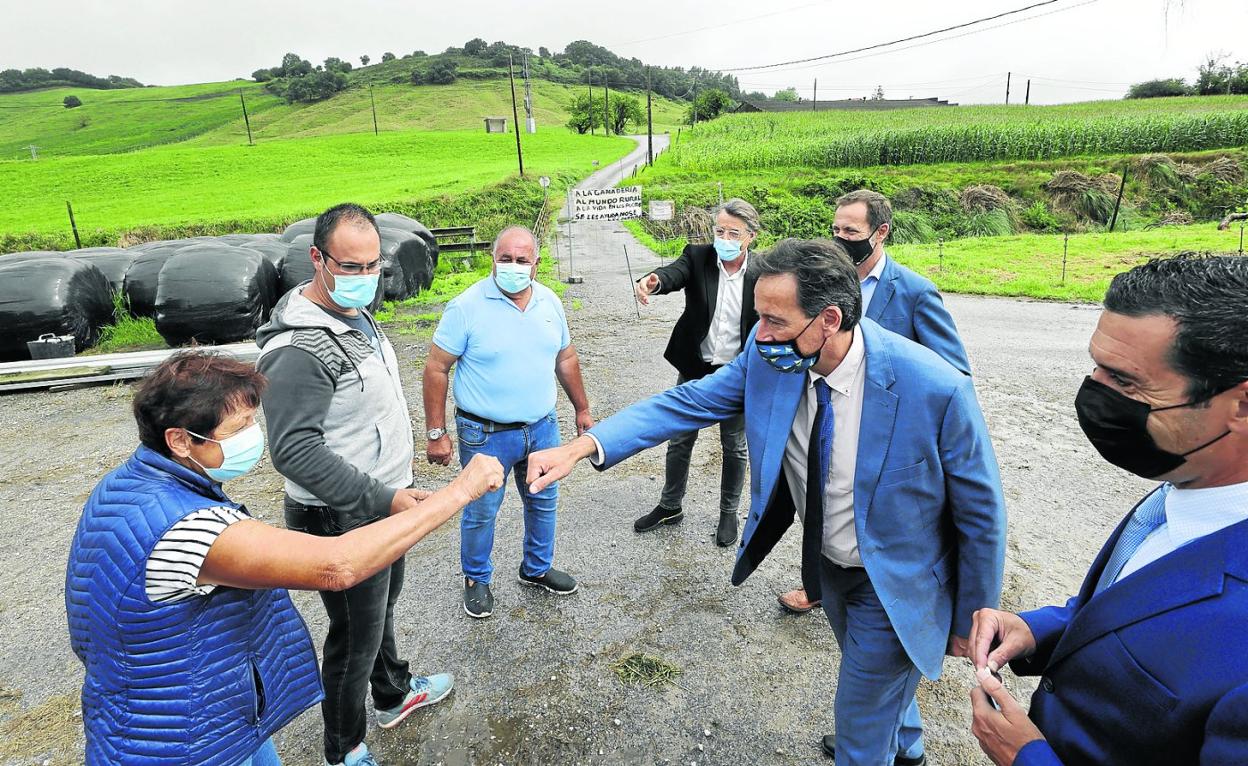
[0,128,636,250]
[0,81,284,159]
[0,77,685,160]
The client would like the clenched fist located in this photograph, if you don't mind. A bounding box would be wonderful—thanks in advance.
[453,453,504,503]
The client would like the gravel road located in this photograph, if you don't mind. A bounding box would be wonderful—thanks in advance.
[0,137,1150,765]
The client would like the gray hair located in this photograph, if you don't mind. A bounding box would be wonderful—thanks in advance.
[749,238,861,331]
[713,198,761,234]
[835,189,892,231]
[492,225,539,257]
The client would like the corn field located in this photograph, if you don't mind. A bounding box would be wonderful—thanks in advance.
[668,95,1248,171]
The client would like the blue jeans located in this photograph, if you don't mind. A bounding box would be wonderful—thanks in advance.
[457,411,560,584]
[238,738,280,766]
[819,558,925,766]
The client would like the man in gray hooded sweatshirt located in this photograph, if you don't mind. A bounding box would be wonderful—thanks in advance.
[256,203,448,766]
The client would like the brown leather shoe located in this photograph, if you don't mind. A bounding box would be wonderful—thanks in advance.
[778,588,821,614]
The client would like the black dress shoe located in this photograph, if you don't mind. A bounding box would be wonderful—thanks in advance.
[714,511,738,547]
[634,505,683,533]
[822,736,927,765]
[464,578,494,619]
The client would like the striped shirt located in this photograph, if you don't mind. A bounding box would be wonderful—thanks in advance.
[145,506,250,603]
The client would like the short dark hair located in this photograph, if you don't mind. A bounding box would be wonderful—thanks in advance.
[1104,254,1248,401]
[750,238,862,332]
[836,189,893,231]
[313,202,380,255]
[133,352,267,457]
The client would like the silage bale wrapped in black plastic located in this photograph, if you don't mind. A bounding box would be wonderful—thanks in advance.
[124,244,182,317]
[154,245,278,346]
[378,227,433,299]
[278,235,316,297]
[68,247,139,296]
[0,257,113,361]
[0,250,65,265]
[375,212,439,270]
[279,217,316,243]
[243,237,291,268]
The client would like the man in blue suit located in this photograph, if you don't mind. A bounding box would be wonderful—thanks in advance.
[967,254,1248,766]
[779,189,970,616]
[527,239,1007,766]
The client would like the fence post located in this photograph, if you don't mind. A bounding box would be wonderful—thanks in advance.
[66,201,82,249]
[937,238,943,273]
[1062,232,1069,284]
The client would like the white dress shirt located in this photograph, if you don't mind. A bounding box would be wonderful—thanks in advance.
[1116,479,1248,582]
[699,254,748,366]
[860,252,887,314]
[783,325,868,567]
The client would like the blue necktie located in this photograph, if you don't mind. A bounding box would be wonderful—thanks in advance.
[800,379,835,600]
[1093,487,1169,595]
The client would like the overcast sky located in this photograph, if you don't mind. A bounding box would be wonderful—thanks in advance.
[2,0,1244,104]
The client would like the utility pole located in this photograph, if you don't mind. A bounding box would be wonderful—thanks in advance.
[27,145,38,160]
[588,68,595,136]
[813,78,818,111]
[508,53,524,176]
[369,84,379,136]
[239,92,253,145]
[1025,79,1031,106]
[1005,71,1012,104]
[604,73,610,135]
[692,81,698,127]
[523,52,536,133]
[646,67,654,166]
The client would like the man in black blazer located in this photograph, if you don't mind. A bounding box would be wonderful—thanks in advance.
[632,198,762,546]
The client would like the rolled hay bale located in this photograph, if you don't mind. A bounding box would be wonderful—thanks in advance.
[154,246,278,346]
[278,235,316,297]
[1204,156,1244,184]
[375,212,439,270]
[379,226,433,299]
[67,247,139,296]
[959,185,1014,213]
[124,244,183,317]
[0,257,113,361]
[279,217,316,243]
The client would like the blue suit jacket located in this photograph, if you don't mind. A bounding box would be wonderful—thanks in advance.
[1011,487,1248,766]
[868,255,971,376]
[590,320,1006,679]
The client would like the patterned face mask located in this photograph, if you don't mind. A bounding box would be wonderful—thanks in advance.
[756,313,823,373]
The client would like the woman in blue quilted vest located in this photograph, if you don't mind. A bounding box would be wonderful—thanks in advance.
[65,351,502,766]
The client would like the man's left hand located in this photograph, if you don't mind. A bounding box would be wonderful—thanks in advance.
[970,666,1044,766]
[947,634,970,658]
[575,410,595,436]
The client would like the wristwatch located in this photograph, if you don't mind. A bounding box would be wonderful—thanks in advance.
[427,428,446,440]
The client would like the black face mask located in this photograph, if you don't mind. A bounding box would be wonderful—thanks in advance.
[1074,376,1232,479]
[834,228,877,266]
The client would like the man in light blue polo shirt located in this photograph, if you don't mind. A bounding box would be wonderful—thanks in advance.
[423,225,594,619]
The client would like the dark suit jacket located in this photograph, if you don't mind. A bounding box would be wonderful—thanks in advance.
[1009,486,1248,765]
[867,254,971,375]
[645,243,759,380]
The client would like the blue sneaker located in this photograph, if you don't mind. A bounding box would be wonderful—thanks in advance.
[375,673,454,729]
[325,742,380,766]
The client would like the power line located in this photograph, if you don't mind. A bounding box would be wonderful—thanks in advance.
[736,0,1100,77]
[716,0,1081,72]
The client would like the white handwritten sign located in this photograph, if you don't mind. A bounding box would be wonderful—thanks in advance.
[648,200,674,221]
[573,187,643,221]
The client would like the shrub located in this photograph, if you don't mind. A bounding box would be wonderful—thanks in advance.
[889,211,938,244]
[1020,201,1061,233]
[1127,78,1191,99]
[63,95,82,108]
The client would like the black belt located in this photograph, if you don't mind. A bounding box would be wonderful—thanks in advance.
[456,408,528,433]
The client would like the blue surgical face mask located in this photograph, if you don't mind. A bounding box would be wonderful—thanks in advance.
[756,313,823,373]
[320,266,378,310]
[495,262,533,294]
[187,422,265,482]
[713,237,742,262]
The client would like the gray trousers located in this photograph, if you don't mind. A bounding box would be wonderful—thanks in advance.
[658,372,748,514]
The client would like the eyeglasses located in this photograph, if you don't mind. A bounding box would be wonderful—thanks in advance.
[713,226,748,241]
[321,249,382,275]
